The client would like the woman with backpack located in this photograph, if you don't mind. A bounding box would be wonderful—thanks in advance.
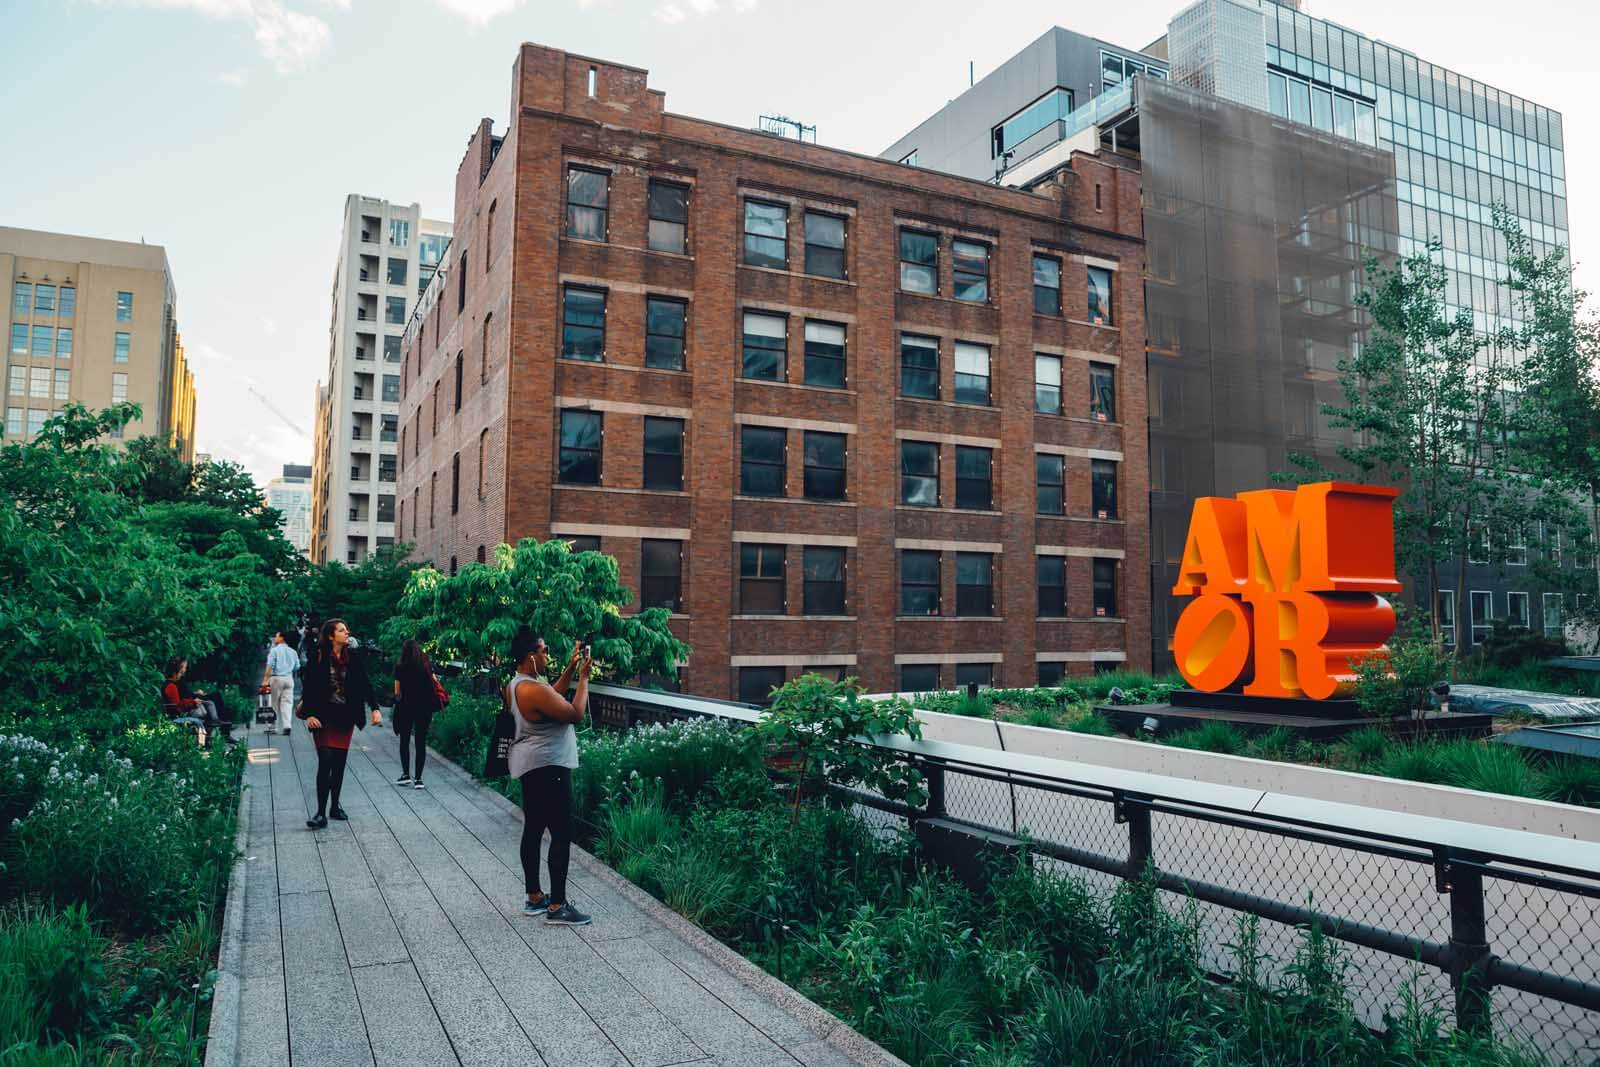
[298,618,381,829]
[393,639,447,789]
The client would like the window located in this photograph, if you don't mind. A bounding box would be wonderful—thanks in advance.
[457,250,467,311]
[5,408,20,436]
[566,166,609,241]
[1091,460,1118,519]
[7,366,22,395]
[803,431,846,500]
[647,180,688,254]
[955,446,993,510]
[954,342,990,405]
[900,664,939,692]
[898,229,938,294]
[803,321,846,388]
[384,296,405,325]
[743,200,788,269]
[992,87,1075,157]
[477,429,488,497]
[558,410,602,485]
[53,369,68,401]
[1033,254,1061,315]
[565,535,601,553]
[10,324,25,355]
[643,416,684,491]
[453,352,464,411]
[640,539,682,613]
[900,550,940,615]
[1035,354,1061,415]
[31,325,51,356]
[803,211,846,278]
[1543,593,1564,635]
[900,334,939,399]
[1544,523,1563,565]
[803,547,846,615]
[739,667,785,707]
[1437,590,1457,647]
[740,426,785,497]
[1090,362,1116,421]
[378,455,396,482]
[1507,592,1530,629]
[1506,526,1528,566]
[382,374,400,403]
[29,367,49,399]
[898,149,919,166]
[33,284,55,315]
[431,381,439,434]
[485,201,496,269]
[956,553,994,616]
[1093,559,1117,617]
[645,297,687,370]
[12,283,28,315]
[386,258,407,286]
[1038,556,1066,617]
[411,488,419,537]
[1038,662,1066,687]
[740,311,786,380]
[955,663,993,690]
[377,495,395,523]
[450,453,460,514]
[1086,266,1114,324]
[27,409,46,435]
[1470,590,1493,643]
[900,440,938,507]
[952,240,989,303]
[116,291,133,321]
[481,314,492,382]
[1468,524,1489,563]
[111,372,128,404]
[739,543,786,614]
[381,414,397,441]
[389,219,409,247]
[383,335,401,362]
[562,286,606,361]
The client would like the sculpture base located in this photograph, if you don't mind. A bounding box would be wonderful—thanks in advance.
[1102,690,1492,741]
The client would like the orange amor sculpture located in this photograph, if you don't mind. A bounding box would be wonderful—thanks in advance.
[1171,482,1402,700]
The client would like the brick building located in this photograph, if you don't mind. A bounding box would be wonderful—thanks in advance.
[397,44,1149,701]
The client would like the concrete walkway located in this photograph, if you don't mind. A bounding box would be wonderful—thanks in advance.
[206,723,901,1067]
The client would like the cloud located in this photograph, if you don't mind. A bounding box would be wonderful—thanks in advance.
[189,341,236,363]
[654,0,753,22]
[654,2,684,21]
[259,315,279,336]
[219,67,248,86]
[96,0,333,72]
[428,0,527,25]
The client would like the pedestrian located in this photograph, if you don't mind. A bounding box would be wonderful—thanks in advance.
[260,629,299,735]
[392,639,443,789]
[297,618,381,830]
[506,627,592,926]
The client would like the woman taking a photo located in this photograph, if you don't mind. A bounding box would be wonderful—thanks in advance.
[298,618,380,829]
[392,639,443,789]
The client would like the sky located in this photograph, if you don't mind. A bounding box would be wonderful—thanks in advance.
[3,0,1595,488]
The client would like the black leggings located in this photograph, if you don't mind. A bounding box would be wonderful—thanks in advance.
[315,747,349,817]
[398,710,433,780]
[519,766,573,902]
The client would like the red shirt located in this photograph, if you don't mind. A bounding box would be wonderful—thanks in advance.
[162,682,198,713]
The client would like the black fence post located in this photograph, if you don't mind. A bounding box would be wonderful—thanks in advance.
[924,759,947,819]
[1116,792,1153,879]
[1438,850,1494,1035]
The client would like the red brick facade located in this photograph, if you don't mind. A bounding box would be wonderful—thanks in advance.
[398,44,1151,700]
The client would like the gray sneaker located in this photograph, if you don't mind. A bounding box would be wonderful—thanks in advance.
[544,903,591,926]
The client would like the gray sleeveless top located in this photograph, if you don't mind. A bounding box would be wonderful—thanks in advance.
[505,672,578,776]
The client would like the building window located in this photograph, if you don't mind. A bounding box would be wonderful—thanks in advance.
[1086,265,1114,324]
[643,416,684,491]
[10,324,25,355]
[377,494,395,523]
[802,321,846,389]
[898,229,938,294]
[562,286,606,361]
[1544,593,1564,635]
[1033,255,1061,315]
[803,546,846,615]
[481,314,492,383]
[5,407,20,435]
[645,297,687,371]
[452,352,464,411]
[450,453,460,513]
[1090,362,1116,421]
[900,550,940,615]
[955,446,993,511]
[57,286,74,319]
[380,414,397,442]
[383,335,401,362]
[900,333,939,399]
[640,539,682,613]
[31,326,51,357]
[955,663,993,690]
[738,666,785,707]
[1506,526,1529,566]
[53,369,68,401]
[739,543,786,614]
[6,366,21,395]
[1038,556,1065,617]
[411,488,419,537]
[740,426,785,497]
[1507,591,1530,629]
[992,86,1075,157]
[457,250,467,311]
[1437,590,1457,647]
[558,409,602,485]
[954,342,990,405]
[1093,559,1117,617]
[803,430,846,500]
[116,291,133,321]
[389,219,409,247]
[955,553,994,616]
[1470,590,1493,643]
[1091,460,1118,519]
[803,211,846,278]
[29,367,49,399]
[12,283,28,316]
[647,180,688,254]
[1038,661,1065,687]
[385,296,406,325]
[33,284,55,315]
[952,240,989,303]
[431,381,440,434]
[900,440,938,507]
[387,258,407,286]
[1468,524,1490,564]
[27,409,46,435]
[740,311,786,380]
[478,429,489,497]
[900,664,939,692]
[566,166,609,241]
[382,374,400,403]
[1035,354,1061,415]
[742,199,787,269]
[565,535,601,553]
[111,372,128,404]
[378,455,396,482]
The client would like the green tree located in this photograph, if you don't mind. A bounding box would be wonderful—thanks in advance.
[384,538,689,684]
[303,545,421,684]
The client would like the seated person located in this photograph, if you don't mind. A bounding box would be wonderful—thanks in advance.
[163,657,230,741]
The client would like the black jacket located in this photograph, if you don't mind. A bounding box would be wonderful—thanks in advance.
[298,648,376,731]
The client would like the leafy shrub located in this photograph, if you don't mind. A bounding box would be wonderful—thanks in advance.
[0,905,109,1047]
[953,693,993,718]
[1335,726,1392,770]
[574,717,761,820]
[759,676,926,808]
[1021,705,1060,729]
[1067,711,1115,736]
[1166,721,1247,756]
[1537,757,1600,807]
[1475,619,1568,669]
[1352,612,1454,719]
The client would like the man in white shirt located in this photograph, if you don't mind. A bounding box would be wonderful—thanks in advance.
[261,630,300,735]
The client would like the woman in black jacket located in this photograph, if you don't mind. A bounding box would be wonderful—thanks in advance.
[391,639,442,790]
[297,618,380,829]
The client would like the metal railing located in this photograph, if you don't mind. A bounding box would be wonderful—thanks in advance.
[588,683,1600,1062]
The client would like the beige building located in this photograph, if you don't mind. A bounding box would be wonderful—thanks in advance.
[1,227,193,449]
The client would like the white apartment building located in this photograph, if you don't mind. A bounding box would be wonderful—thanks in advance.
[266,463,313,557]
[311,195,449,564]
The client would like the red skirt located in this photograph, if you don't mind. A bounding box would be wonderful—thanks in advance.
[313,724,354,751]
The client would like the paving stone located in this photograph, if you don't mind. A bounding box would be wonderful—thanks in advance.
[284,968,373,1067]
[279,891,350,977]
[352,962,458,1067]
[411,962,545,1067]
[330,888,410,969]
